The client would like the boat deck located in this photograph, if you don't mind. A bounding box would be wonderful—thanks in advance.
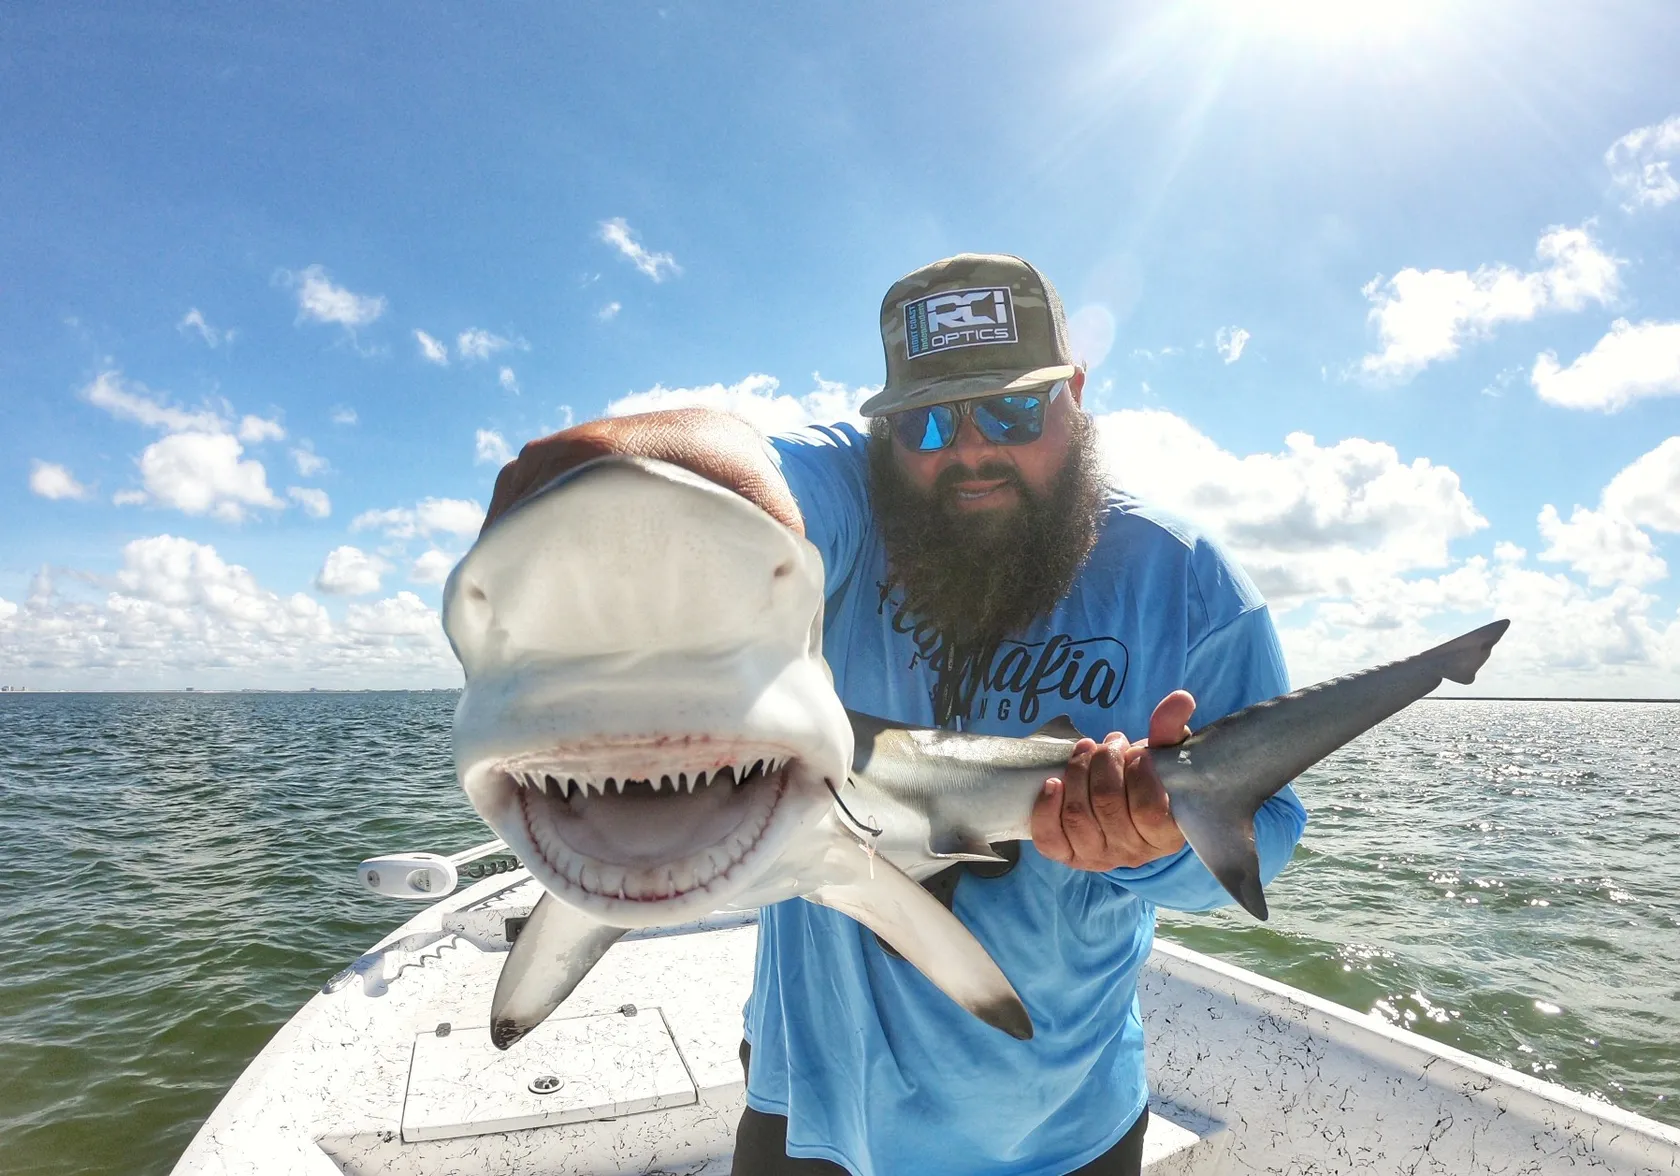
[173,870,1680,1175]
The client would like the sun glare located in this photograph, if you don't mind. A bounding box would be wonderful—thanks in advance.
[1220,0,1449,44]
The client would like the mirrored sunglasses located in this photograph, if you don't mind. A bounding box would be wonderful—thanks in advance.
[889,381,1066,453]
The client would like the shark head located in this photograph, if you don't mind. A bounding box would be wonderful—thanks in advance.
[443,456,853,928]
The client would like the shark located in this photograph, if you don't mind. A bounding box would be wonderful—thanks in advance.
[443,455,1509,1048]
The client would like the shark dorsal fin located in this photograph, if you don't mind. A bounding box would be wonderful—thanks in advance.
[1029,714,1085,742]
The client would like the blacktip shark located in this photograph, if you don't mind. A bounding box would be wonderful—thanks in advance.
[443,456,1509,1049]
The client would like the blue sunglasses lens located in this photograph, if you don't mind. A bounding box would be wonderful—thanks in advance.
[892,393,1049,452]
[972,394,1046,445]
[893,404,960,452]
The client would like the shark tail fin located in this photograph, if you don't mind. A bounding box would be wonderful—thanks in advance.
[809,847,1033,1040]
[490,892,626,1049]
[1425,618,1510,685]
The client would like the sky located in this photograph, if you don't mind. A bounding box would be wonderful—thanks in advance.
[3,1,1679,696]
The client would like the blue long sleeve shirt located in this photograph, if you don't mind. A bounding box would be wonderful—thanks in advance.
[743,423,1308,1175]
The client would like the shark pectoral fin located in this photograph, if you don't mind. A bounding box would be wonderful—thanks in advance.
[929,833,1009,864]
[807,851,1033,1040]
[1169,786,1269,921]
[1029,714,1086,742]
[490,891,626,1050]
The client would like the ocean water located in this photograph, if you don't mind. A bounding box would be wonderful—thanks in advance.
[0,692,1675,1175]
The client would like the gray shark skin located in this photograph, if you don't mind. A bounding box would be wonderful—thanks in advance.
[444,455,1509,1049]
[838,617,1511,924]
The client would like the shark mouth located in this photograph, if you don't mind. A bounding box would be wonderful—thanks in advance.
[480,741,799,915]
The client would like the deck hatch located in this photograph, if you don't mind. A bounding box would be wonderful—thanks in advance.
[401,1007,697,1142]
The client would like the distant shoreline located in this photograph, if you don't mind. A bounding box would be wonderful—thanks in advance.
[1419,696,1680,703]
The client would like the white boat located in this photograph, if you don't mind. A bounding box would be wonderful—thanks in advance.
[173,843,1680,1175]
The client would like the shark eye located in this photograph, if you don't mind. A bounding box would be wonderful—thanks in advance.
[774,560,794,579]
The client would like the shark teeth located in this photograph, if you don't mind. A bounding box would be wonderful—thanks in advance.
[514,760,790,904]
[504,757,787,802]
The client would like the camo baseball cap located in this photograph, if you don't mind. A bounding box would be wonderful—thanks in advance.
[860,253,1076,418]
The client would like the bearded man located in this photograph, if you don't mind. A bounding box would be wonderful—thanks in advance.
[484,254,1308,1176]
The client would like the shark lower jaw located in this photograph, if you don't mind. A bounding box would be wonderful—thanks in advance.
[467,741,816,926]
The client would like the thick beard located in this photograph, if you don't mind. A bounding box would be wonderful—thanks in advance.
[867,410,1107,651]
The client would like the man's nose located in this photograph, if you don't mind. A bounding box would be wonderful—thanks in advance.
[948,413,1002,462]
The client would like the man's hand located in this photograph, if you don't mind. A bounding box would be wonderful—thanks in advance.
[1031,690,1196,872]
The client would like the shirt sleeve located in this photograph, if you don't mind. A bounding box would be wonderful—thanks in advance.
[765,423,873,599]
[1105,601,1309,911]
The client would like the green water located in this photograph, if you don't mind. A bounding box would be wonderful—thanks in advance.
[0,693,1675,1175]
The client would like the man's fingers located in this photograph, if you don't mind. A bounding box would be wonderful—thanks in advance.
[1031,779,1073,863]
[1084,736,1132,842]
[1146,690,1196,749]
[1056,738,1109,862]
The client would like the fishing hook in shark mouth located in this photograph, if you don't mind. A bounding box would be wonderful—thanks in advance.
[481,742,806,913]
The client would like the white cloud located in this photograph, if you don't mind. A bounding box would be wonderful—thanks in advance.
[351,497,484,540]
[1603,436,1680,532]
[289,264,386,328]
[457,328,523,362]
[597,217,680,282]
[315,546,389,596]
[82,371,297,522]
[1489,574,1662,674]
[0,536,455,689]
[330,406,359,426]
[499,367,520,394]
[1359,224,1622,381]
[122,432,284,523]
[1605,114,1680,210]
[237,415,285,443]
[178,308,233,347]
[0,597,16,624]
[346,591,443,638]
[291,443,328,476]
[410,549,456,586]
[29,461,93,501]
[84,371,223,433]
[1095,409,1487,611]
[1276,560,1676,694]
[607,372,878,433]
[1102,408,1485,604]
[1537,505,1666,587]
[1236,429,1680,694]
[287,486,332,519]
[597,301,622,322]
[1531,435,1680,589]
[475,429,514,466]
[1215,326,1251,364]
[1530,318,1680,412]
[415,329,450,365]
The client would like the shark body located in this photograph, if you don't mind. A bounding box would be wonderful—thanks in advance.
[443,456,1509,1048]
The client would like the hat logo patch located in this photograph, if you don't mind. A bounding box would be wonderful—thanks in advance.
[903,286,1018,358]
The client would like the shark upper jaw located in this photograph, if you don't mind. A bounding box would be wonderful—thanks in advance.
[465,736,834,927]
